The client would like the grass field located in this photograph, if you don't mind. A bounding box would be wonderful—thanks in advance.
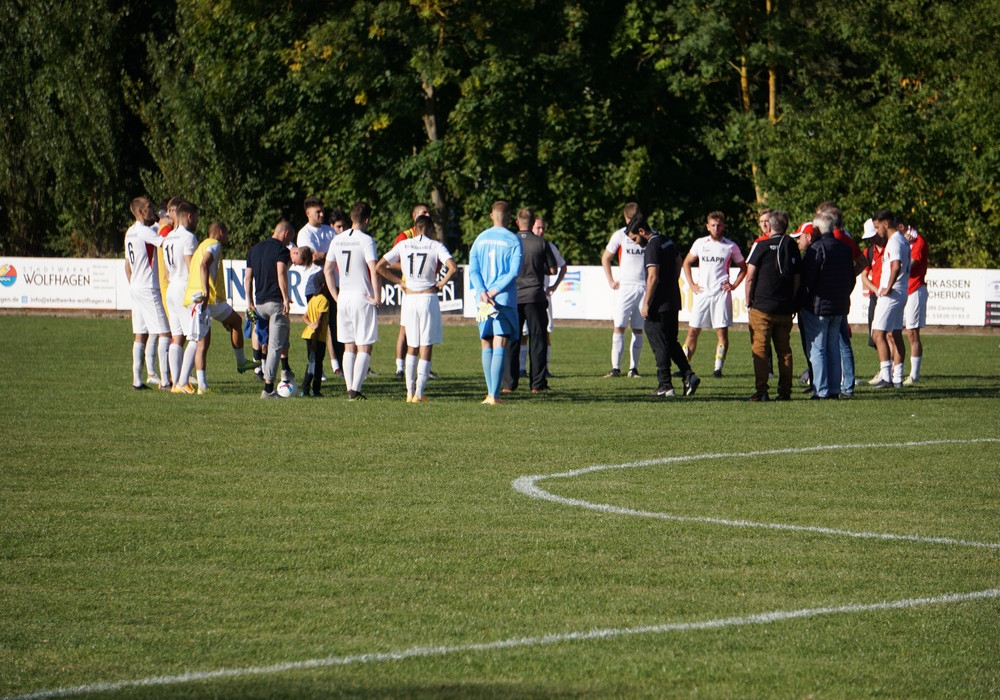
[2,315,999,698]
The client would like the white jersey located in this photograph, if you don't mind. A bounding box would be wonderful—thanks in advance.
[880,231,911,294]
[330,228,378,297]
[297,223,335,255]
[605,227,646,286]
[162,225,198,288]
[688,235,744,293]
[383,235,453,292]
[124,222,164,291]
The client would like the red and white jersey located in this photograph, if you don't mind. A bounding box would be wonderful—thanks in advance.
[383,235,452,293]
[880,230,911,294]
[330,228,378,297]
[162,225,198,288]
[605,227,646,286]
[124,222,164,291]
[907,231,928,293]
[688,235,745,293]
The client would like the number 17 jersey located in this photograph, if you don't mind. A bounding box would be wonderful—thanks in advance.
[383,235,453,292]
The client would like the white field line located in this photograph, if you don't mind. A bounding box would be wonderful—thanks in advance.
[7,438,998,699]
[9,589,1000,700]
[512,439,1000,549]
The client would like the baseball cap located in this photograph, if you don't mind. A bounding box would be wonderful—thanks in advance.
[790,222,814,238]
[862,218,877,239]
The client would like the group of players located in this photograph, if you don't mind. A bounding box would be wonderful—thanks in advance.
[125,193,928,401]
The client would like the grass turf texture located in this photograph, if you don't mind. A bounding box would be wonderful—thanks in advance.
[1,315,999,698]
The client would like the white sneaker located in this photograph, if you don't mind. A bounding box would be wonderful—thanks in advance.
[146,374,160,385]
[868,373,883,385]
[903,376,919,385]
[261,389,279,399]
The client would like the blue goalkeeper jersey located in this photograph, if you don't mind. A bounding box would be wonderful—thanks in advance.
[468,225,522,308]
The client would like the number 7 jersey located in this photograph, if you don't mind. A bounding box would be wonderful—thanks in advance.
[382,235,453,292]
[329,228,378,297]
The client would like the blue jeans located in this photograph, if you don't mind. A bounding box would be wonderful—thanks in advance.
[799,310,842,398]
[839,317,855,396]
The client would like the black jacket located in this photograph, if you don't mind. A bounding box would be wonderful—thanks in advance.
[800,233,854,316]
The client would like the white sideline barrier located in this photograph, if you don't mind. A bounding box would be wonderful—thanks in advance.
[1,257,999,326]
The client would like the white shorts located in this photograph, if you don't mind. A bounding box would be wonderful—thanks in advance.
[207,301,236,323]
[904,285,927,330]
[130,288,170,335]
[337,293,379,345]
[872,291,906,332]
[166,283,190,337]
[186,303,212,341]
[401,293,443,347]
[613,284,646,330]
[689,289,732,329]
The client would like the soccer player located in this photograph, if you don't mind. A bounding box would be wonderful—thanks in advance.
[469,201,523,405]
[123,196,171,391]
[870,209,911,388]
[162,201,199,393]
[390,203,431,377]
[627,217,699,397]
[245,221,294,398]
[297,197,335,264]
[182,221,259,394]
[376,214,457,402]
[600,202,646,378]
[903,224,928,384]
[681,211,747,378]
[325,201,380,400]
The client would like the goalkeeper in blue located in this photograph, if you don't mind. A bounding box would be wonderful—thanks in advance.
[468,200,523,404]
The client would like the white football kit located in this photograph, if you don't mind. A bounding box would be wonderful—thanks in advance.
[124,222,170,335]
[873,231,911,332]
[383,235,453,347]
[606,227,647,330]
[162,225,199,336]
[330,228,379,345]
[687,235,744,329]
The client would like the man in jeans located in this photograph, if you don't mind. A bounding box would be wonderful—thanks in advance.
[795,211,855,399]
[245,221,294,398]
[744,210,801,401]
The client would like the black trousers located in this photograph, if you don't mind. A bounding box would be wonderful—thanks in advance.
[504,299,549,391]
[644,308,691,389]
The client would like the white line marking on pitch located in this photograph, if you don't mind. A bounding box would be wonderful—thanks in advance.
[7,439,998,699]
[513,439,1000,549]
[8,589,999,700]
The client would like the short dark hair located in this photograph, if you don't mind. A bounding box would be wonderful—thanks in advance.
[413,215,434,238]
[350,201,372,224]
[327,207,347,225]
[707,210,725,224]
[872,208,895,225]
[304,197,323,211]
[625,216,649,236]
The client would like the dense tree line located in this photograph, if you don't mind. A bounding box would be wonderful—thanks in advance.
[2,0,998,267]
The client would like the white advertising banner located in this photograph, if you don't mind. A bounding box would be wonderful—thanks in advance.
[0,257,118,310]
[2,256,998,327]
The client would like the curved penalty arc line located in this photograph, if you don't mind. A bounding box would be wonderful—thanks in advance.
[512,438,1000,549]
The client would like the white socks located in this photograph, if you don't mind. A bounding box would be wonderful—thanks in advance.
[132,342,145,385]
[611,332,624,370]
[629,333,643,370]
[405,354,418,398]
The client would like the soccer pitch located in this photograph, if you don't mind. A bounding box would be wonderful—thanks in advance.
[2,315,999,698]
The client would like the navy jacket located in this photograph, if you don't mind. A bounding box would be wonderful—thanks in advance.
[800,233,854,316]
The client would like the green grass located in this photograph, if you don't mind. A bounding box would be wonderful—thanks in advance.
[1,315,999,698]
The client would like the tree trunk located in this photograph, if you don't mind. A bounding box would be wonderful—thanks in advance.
[422,81,448,242]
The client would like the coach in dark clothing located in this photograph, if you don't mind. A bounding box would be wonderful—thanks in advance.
[505,207,556,392]
[627,217,700,398]
[245,220,293,398]
[797,211,855,399]
[745,210,801,401]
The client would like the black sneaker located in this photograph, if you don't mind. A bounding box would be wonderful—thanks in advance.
[132,383,151,391]
[712,370,723,379]
[652,385,676,397]
[747,392,769,402]
[429,370,439,380]
[684,373,701,397]
[627,368,641,378]
[603,368,621,378]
